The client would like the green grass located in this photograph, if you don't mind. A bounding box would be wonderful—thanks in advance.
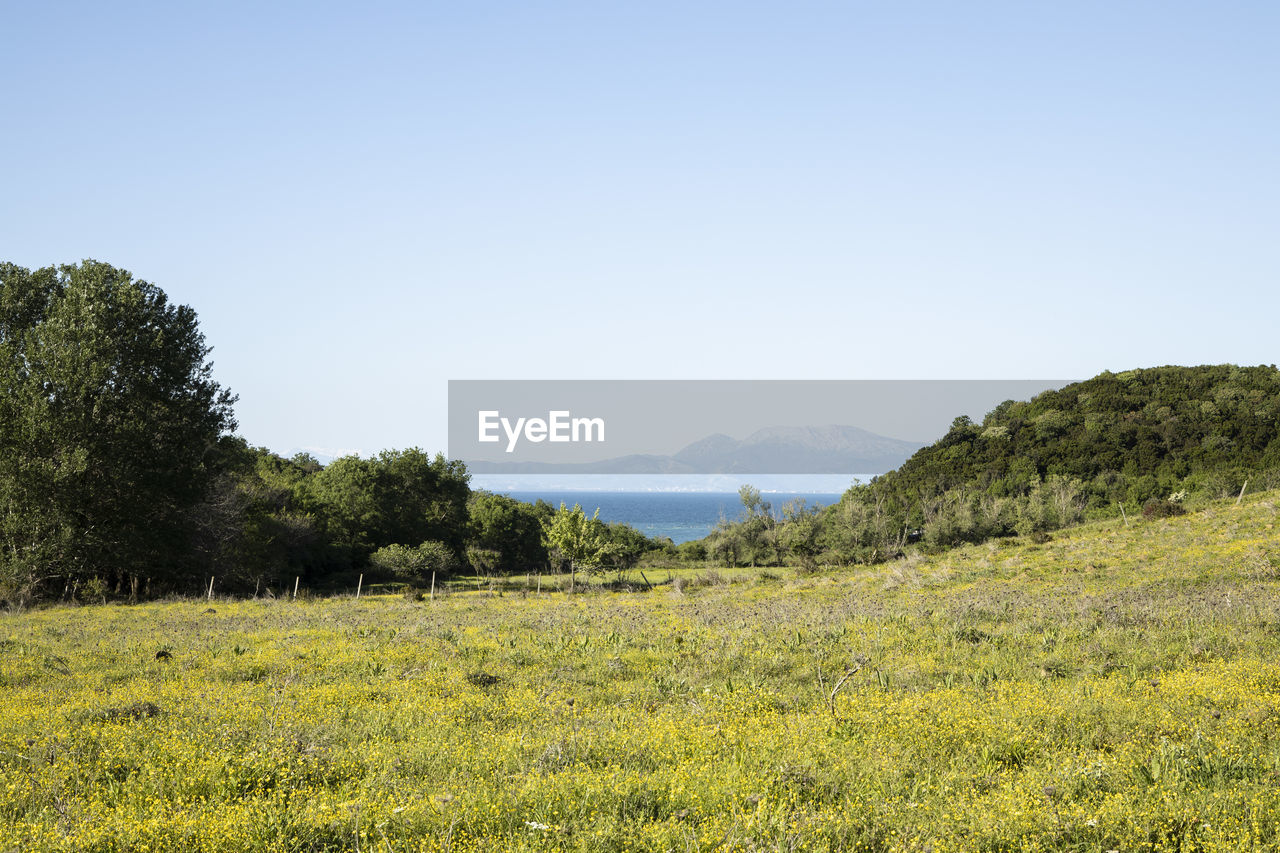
[4,494,1280,851]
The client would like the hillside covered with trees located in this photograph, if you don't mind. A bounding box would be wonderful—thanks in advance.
[701,365,1280,567]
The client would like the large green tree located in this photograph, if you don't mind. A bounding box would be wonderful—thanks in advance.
[304,448,471,567]
[467,491,549,574]
[0,260,236,601]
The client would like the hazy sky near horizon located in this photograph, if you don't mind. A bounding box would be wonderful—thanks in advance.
[5,2,1278,458]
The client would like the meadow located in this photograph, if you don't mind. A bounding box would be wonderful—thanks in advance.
[4,494,1280,852]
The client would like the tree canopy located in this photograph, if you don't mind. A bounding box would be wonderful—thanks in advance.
[467,491,549,573]
[808,364,1280,563]
[303,448,471,566]
[0,260,237,601]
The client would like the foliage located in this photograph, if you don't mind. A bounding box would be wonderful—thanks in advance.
[304,448,470,567]
[189,440,326,593]
[778,498,822,571]
[369,541,455,581]
[467,491,548,573]
[0,260,236,600]
[537,502,663,579]
[676,539,707,562]
[758,365,1280,566]
[541,503,611,577]
[596,522,659,574]
[185,446,473,592]
[704,485,783,568]
[886,365,1280,505]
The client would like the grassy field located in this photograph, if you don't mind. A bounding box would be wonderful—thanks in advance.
[4,495,1280,851]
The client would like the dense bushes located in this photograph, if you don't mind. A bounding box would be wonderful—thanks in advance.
[703,366,1280,568]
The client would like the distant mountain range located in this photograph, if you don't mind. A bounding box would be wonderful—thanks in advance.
[464,425,924,475]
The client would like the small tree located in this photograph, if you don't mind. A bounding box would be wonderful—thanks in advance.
[369,541,455,583]
[543,503,610,591]
[780,498,822,572]
[736,484,776,566]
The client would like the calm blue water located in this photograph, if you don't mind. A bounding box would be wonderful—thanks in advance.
[505,491,844,544]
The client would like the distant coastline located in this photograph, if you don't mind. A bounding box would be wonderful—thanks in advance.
[464,424,923,476]
[469,473,873,494]
[502,488,847,544]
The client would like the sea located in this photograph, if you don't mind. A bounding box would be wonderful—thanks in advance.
[502,490,846,544]
[472,474,870,544]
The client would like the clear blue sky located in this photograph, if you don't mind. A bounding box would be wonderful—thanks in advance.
[4,2,1277,458]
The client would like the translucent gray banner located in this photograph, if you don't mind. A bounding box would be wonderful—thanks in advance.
[448,380,1072,476]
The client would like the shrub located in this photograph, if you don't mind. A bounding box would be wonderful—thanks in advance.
[1142,499,1187,519]
[369,541,455,581]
